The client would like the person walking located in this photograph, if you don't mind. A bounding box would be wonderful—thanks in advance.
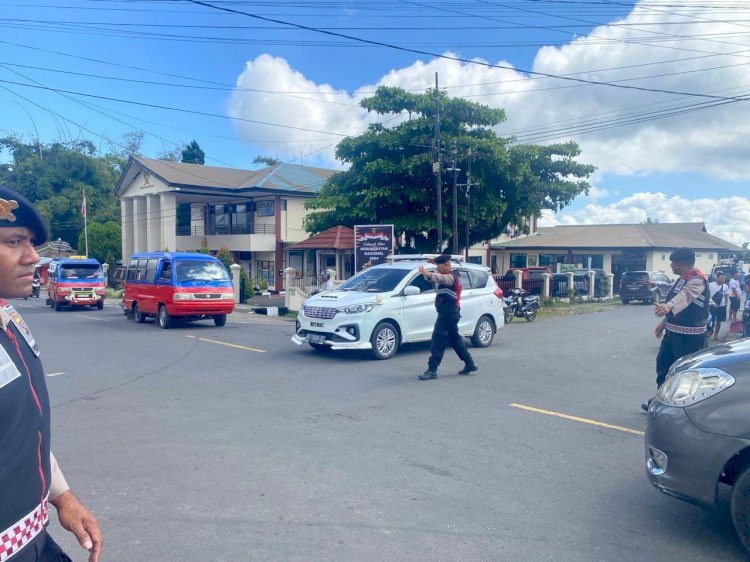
[417,253,477,380]
[642,247,710,411]
[728,270,742,322]
[0,185,102,562]
[707,271,729,340]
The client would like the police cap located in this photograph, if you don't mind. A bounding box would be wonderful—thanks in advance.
[0,185,49,245]
[433,253,452,265]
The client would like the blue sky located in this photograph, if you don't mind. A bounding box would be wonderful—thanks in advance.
[2,0,749,245]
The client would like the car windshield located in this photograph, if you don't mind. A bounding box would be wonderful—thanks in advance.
[338,268,410,292]
[174,260,229,282]
[60,264,102,279]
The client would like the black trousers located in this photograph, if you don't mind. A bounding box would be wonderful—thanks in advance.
[428,308,473,370]
[655,330,708,387]
[11,530,72,562]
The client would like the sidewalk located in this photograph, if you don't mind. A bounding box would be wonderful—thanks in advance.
[231,294,293,318]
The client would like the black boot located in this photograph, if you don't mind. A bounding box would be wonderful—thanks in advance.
[459,363,478,375]
[419,369,438,380]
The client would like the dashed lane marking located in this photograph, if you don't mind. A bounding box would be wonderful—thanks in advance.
[46,372,65,377]
[510,403,645,436]
[185,335,266,353]
[74,314,109,322]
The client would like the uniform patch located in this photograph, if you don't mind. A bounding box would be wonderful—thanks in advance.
[0,344,20,390]
[2,305,39,357]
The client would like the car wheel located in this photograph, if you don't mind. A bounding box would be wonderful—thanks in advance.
[504,308,513,323]
[134,303,146,324]
[471,315,495,347]
[731,466,750,552]
[157,305,172,329]
[370,321,399,360]
[54,300,62,311]
[96,300,104,310]
[213,314,227,327]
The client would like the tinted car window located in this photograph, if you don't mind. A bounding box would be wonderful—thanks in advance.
[623,272,649,281]
[406,274,433,294]
[468,269,489,289]
[175,260,230,282]
[458,270,471,289]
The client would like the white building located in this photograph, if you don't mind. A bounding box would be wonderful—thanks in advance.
[114,157,335,291]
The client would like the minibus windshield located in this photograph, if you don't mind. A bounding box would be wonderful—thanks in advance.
[60,264,102,279]
[175,260,230,282]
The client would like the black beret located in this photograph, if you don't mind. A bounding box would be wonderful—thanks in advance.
[669,247,695,264]
[433,253,452,264]
[0,185,49,245]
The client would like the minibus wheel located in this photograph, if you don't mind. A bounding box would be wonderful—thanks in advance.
[214,315,227,327]
[157,305,173,329]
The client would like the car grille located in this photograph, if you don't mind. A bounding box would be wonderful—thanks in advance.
[194,293,222,299]
[304,305,337,319]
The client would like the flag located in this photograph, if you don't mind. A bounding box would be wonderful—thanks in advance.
[81,190,86,218]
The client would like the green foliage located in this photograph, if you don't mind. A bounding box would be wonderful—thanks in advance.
[77,221,121,263]
[599,276,611,297]
[215,246,233,270]
[303,86,594,252]
[181,140,205,165]
[258,278,269,292]
[0,136,122,247]
[238,266,252,303]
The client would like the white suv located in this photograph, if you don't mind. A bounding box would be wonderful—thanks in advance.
[292,257,504,360]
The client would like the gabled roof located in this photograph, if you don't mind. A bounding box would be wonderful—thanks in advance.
[114,157,335,197]
[291,226,354,250]
[492,223,742,251]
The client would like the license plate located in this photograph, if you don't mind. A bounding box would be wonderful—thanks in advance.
[308,334,326,345]
[310,321,325,328]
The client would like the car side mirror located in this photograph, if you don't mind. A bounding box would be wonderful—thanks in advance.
[403,286,421,296]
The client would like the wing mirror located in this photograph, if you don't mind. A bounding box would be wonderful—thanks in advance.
[403,286,421,296]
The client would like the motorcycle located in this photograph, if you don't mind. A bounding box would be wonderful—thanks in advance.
[503,287,540,323]
[31,274,40,298]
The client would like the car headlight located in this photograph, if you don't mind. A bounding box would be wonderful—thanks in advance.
[221,292,235,300]
[173,293,192,301]
[657,367,735,407]
[338,303,376,314]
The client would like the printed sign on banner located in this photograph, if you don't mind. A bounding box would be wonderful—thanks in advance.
[354,225,394,273]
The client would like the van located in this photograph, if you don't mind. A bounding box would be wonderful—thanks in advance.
[46,256,106,311]
[122,252,235,329]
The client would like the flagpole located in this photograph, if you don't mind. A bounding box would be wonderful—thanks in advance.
[82,188,89,257]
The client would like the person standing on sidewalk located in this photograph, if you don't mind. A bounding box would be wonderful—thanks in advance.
[728,270,742,322]
[0,185,102,562]
[417,253,477,381]
[707,271,729,340]
[642,247,709,411]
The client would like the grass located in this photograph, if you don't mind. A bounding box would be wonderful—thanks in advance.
[538,298,625,318]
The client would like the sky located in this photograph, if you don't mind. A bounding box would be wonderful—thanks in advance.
[1,0,750,246]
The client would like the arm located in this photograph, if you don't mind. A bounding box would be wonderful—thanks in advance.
[654,277,705,317]
[49,454,103,562]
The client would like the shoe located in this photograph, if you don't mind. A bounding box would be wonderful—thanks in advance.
[419,369,438,380]
[641,398,652,412]
[458,364,478,375]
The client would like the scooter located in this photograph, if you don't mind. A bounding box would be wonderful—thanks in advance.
[31,275,40,298]
[503,287,540,323]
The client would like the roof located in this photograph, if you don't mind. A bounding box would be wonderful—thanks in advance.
[492,223,742,251]
[114,157,336,197]
[291,226,355,250]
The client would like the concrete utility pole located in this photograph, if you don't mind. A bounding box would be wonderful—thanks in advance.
[448,141,460,255]
[433,72,443,253]
[465,148,472,260]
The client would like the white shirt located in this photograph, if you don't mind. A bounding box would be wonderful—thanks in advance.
[728,278,742,298]
[708,281,729,306]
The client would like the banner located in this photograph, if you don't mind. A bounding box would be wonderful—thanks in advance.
[354,225,394,273]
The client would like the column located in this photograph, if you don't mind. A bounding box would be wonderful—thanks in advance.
[132,196,147,253]
[121,197,134,260]
[160,193,177,252]
[146,194,161,251]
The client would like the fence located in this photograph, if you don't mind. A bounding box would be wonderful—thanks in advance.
[495,272,611,299]
[176,224,276,236]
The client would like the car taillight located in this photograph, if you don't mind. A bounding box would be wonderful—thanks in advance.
[494,288,504,298]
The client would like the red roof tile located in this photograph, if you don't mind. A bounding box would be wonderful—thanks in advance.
[292,226,354,249]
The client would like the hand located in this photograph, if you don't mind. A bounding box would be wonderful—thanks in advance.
[51,490,103,562]
[653,303,670,317]
[655,323,665,339]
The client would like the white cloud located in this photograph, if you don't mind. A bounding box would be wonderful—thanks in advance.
[540,193,750,246]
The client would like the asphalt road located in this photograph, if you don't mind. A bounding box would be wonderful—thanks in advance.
[13,297,748,561]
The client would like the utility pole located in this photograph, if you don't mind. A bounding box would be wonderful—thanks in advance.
[449,141,460,255]
[465,148,472,261]
[433,72,443,253]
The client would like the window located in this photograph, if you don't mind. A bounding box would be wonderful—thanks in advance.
[466,256,482,264]
[458,270,472,289]
[127,258,138,281]
[159,261,172,281]
[256,200,274,217]
[468,269,489,288]
[145,259,159,282]
[257,260,274,285]
[571,254,603,269]
[539,254,566,269]
[407,274,433,294]
[136,259,149,281]
[510,253,527,268]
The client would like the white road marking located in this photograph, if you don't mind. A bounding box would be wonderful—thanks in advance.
[185,335,266,353]
[46,372,65,377]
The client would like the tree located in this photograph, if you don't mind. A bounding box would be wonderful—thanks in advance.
[181,140,205,165]
[215,246,234,271]
[77,221,122,263]
[252,155,281,168]
[303,86,595,252]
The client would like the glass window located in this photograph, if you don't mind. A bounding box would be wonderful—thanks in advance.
[256,200,274,217]
[136,259,149,281]
[407,274,433,294]
[458,270,471,289]
[572,254,603,269]
[468,269,489,288]
[159,261,172,281]
[61,264,102,279]
[145,259,159,282]
[175,260,230,282]
[539,254,567,268]
[256,260,274,286]
[127,258,138,281]
[338,268,409,293]
[510,253,527,268]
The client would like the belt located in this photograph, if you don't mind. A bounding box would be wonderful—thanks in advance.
[0,497,48,562]
[666,322,706,335]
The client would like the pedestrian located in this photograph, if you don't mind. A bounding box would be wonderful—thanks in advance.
[728,270,742,322]
[0,185,102,562]
[743,280,750,338]
[417,253,477,380]
[320,271,333,292]
[707,271,729,340]
[643,247,710,411]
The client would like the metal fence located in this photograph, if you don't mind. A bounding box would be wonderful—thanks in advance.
[176,224,275,236]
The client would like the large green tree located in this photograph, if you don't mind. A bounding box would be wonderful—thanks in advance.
[77,221,121,263]
[181,140,205,165]
[0,136,121,247]
[304,87,595,252]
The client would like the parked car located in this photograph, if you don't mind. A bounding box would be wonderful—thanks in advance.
[645,339,750,553]
[708,263,741,283]
[619,271,673,304]
[495,266,551,296]
[292,256,504,360]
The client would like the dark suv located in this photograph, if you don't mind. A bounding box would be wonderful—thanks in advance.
[620,271,673,304]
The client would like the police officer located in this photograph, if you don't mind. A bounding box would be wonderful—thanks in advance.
[0,185,102,561]
[643,247,710,411]
[417,253,478,380]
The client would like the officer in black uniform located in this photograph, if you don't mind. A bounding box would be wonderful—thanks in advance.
[0,185,102,562]
[643,247,710,411]
[418,253,478,380]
